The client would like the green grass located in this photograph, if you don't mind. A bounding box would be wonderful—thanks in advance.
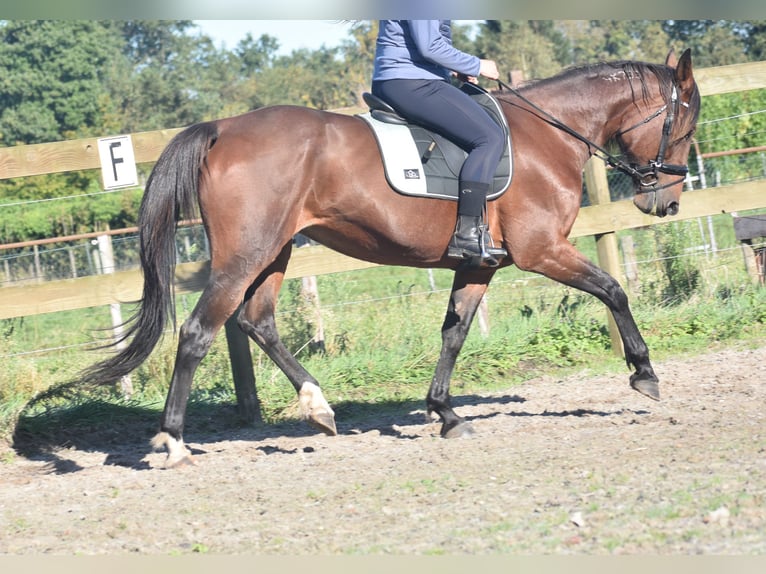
[2,224,765,447]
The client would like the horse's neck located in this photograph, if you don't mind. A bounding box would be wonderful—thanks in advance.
[531,73,640,146]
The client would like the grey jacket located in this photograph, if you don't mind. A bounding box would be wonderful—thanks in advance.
[372,20,480,82]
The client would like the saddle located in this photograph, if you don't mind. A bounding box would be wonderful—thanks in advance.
[358,83,513,201]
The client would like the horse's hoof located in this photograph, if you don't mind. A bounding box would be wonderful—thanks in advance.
[630,375,660,401]
[151,432,196,469]
[299,382,337,436]
[307,412,337,436]
[442,421,475,439]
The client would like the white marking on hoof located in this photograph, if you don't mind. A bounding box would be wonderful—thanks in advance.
[298,382,334,419]
[150,432,195,468]
[298,382,337,435]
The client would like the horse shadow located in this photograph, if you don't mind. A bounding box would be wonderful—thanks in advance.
[10,390,644,474]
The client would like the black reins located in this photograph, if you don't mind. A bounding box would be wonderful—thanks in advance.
[493,76,689,194]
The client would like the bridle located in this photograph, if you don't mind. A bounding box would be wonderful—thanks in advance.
[494,78,689,195]
[612,84,689,192]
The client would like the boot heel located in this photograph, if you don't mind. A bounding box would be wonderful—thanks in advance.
[447,245,470,259]
[447,214,506,268]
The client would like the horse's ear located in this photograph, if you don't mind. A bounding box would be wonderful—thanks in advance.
[674,48,695,93]
[665,49,678,68]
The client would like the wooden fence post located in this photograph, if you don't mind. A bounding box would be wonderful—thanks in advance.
[620,235,639,292]
[477,295,490,337]
[33,244,42,283]
[301,274,326,353]
[583,158,625,357]
[96,233,133,398]
[740,243,761,285]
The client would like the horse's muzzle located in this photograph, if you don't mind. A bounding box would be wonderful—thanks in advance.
[634,189,680,217]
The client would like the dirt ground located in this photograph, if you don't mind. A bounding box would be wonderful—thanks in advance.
[1,343,765,555]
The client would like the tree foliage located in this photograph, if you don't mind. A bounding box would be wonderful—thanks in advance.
[0,21,123,145]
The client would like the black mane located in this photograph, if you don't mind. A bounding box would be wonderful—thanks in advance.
[520,59,700,131]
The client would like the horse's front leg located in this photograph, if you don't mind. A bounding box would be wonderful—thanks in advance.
[519,241,659,400]
[427,268,496,438]
[594,270,660,400]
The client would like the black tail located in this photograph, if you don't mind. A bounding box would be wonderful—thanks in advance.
[78,121,219,387]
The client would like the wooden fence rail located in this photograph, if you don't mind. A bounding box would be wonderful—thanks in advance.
[0,179,763,321]
[1,61,763,180]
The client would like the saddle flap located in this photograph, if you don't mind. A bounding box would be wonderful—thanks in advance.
[359,112,428,195]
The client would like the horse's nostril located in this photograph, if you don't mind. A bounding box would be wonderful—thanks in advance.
[667,202,679,216]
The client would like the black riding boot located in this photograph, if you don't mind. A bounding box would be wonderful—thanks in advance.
[447,215,507,267]
[447,181,506,267]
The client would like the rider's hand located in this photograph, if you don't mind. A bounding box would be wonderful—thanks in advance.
[479,59,499,81]
[454,72,478,84]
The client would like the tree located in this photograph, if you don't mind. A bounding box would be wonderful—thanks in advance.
[0,20,124,145]
[339,20,378,106]
[254,47,361,110]
[571,21,672,63]
[235,32,280,75]
[663,20,750,66]
[473,21,562,82]
[112,20,236,131]
[744,21,766,61]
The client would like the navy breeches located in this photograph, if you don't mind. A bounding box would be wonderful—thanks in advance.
[371,78,505,188]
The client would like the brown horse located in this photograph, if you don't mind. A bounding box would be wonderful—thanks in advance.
[81,49,700,466]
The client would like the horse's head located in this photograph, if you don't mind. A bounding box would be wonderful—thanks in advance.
[613,49,700,217]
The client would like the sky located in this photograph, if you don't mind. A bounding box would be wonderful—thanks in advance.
[195,20,356,55]
[194,20,482,56]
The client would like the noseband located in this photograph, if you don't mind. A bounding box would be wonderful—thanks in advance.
[496,78,689,194]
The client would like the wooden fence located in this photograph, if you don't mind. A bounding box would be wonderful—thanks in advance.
[1,179,763,321]
[1,60,766,418]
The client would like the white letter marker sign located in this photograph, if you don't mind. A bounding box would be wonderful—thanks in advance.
[97,135,139,189]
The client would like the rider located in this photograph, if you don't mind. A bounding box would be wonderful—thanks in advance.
[371,19,507,267]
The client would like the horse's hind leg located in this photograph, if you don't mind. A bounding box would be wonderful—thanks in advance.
[153,274,249,467]
[427,268,496,438]
[237,243,337,435]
